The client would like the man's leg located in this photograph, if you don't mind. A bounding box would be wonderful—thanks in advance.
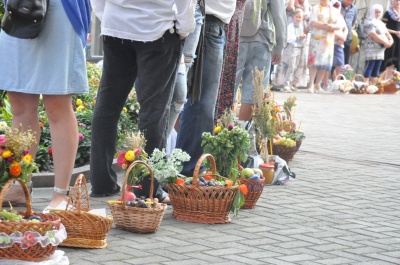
[177,19,226,176]
[90,36,137,196]
[135,30,182,155]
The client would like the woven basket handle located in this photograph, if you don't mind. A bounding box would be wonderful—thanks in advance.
[192,154,216,186]
[335,74,347,81]
[121,161,154,209]
[0,178,33,217]
[66,174,90,214]
[351,74,366,82]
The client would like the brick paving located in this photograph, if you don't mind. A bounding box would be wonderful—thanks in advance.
[29,91,400,264]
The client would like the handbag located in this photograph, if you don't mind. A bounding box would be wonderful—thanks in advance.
[1,0,50,39]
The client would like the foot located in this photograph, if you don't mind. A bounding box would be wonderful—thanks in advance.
[2,181,32,207]
[290,85,298,91]
[43,200,75,213]
[307,84,314,93]
[315,85,325,93]
[282,86,292,93]
[90,184,121,198]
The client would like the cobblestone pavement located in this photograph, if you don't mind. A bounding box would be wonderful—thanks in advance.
[29,91,400,265]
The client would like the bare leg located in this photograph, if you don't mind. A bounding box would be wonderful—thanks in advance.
[42,95,78,207]
[314,69,326,92]
[5,92,40,204]
[308,68,317,93]
[238,103,253,121]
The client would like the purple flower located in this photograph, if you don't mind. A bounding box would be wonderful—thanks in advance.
[78,133,84,141]
[78,123,87,128]
[23,150,30,155]
[6,157,13,163]
[228,124,234,131]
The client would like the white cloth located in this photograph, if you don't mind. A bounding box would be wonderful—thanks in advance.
[90,0,196,41]
[205,0,237,24]
[0,250,69,265]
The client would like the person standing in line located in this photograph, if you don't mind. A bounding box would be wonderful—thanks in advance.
[89,0,196,201]
[0,0,91,212]
[234,0,287,121]
[382,0,400,75]
[176,1,237,177]
[215,0,248,120]
[307,0,341,93]
[362,4,393,84]
[340,0,358,65]
[281,8,307,93]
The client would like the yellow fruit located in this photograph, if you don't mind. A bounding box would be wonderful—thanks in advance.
[1,149,13,159]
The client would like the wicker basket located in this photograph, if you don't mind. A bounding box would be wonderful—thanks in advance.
[270,141,298,163]
[108,161,167,233]
[50,174,113,248]
[238,177,265,209]
[0,178,64,262]
[168,154,239,224]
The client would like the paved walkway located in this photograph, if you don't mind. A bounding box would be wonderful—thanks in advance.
[30,91,400,264]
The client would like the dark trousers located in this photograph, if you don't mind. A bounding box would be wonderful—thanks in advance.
[90,32,182,199]
[344,43,351,65]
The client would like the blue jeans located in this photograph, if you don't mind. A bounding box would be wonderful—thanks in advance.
[176,17,226,176]
[168,9,203,136]
[364,60,382,78]
[235,42,271,104]
[90,32,182,198]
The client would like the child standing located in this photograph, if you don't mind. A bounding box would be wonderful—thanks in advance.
[282,8,307,92]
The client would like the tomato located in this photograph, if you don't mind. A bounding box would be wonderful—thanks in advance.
[239,184,248,195]
[224,179,233,187]
[175,178,185,186]
[204,172,213,181]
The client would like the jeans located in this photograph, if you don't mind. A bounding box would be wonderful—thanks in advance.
[364,60,382,78]
[90,32,182,198]
[176,16,227,176]
[168,9,204,137]
[235,42,272,104]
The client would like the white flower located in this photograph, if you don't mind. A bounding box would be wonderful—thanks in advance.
[0,121,8,132]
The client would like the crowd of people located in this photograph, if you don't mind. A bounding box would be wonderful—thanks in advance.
[1,0,398,210]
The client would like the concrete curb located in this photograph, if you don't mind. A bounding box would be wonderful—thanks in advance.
[31,159,121,188]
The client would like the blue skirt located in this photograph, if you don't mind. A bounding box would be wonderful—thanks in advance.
[0,0,88,95]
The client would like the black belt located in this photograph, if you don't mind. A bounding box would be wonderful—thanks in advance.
[205,14,225,27]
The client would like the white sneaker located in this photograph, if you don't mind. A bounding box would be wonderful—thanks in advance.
[282,86,292,93]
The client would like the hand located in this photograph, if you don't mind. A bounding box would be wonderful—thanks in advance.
[178,35,186,41]
[271,53,282,65]
[384,41,393,48]
[300,34,306,39]
[396,31,400,38]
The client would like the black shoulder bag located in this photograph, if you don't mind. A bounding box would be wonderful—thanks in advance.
[1,0,50,39]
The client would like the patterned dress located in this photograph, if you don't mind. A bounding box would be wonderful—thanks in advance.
[215,0,246,121]
[307,4,337,71]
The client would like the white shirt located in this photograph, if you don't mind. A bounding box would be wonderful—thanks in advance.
[91,0,196,42]
[206,0,236,24]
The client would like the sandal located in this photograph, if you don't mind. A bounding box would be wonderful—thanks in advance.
[42,187,73,213]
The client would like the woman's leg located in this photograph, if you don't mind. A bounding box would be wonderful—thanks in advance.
[308,68,317,93]
[5,92,40,203]
[314,69,327,92]
[42,95,78,208]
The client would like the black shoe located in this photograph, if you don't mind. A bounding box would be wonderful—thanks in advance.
[90,184,121,197]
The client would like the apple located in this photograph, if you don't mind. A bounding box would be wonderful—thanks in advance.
[240,168,254,178]
[119,191,136,201]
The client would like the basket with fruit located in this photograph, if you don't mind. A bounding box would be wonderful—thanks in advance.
[0,178,66,262]
[168,154,240,224]
[50,174,113,248]
[108,161,167,233]
[237,167,265,209]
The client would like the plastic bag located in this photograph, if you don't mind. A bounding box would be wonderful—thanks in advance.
[272,155,295,185]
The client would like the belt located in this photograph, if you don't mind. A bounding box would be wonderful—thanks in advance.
[205,14,225,27]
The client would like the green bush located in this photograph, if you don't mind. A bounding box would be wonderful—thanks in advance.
[0,2,4,22]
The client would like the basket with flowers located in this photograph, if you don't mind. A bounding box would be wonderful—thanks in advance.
[110,131,172,233]
[0,125,67,262]
[168,109,250,223]
[269,97,305,163]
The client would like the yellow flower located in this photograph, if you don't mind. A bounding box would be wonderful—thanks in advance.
[1,149,13,159]
[123,107,127,113]
[76,99,83,106]
[125,150,135,162]
[76,105,85,112]
[214,126,222,134]
[21,154,32,164]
